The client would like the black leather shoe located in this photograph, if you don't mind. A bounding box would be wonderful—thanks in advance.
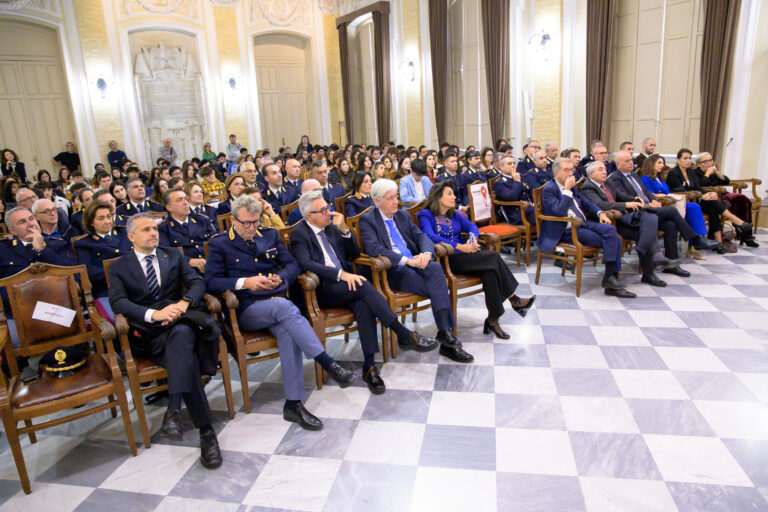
[693,237,721,251]
[509,295,536,318]
[363,366,386,394]
[605,287,637,298]
[601,275,624,289]
[283,402,323,430]
[743,238,760,248]
[436,329,459,346]
[641,273,667,287]
[483,318,510,340]
[662,265,691,278]
[399,331,439,352]
[161,410,183,441]
[200,429,223,469]
[328,362,355,388]
[439,344,475,363]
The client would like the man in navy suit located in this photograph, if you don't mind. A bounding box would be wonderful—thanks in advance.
[517,140,541,175]
[607,150,717,275]
[523,150,553,191]
[108,213,222,469]
[493,154,535,226]
[309,159,345,212]
[537,158,636,298]
[359,179,474,363]
[262,163,298,216]
[287,179,321,225]
[289,191,438,394]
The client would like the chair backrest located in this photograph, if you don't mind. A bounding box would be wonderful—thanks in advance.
[532,186,544,233]
[487,175,502,224]
[466,180,492,224]
[150,211,167,220]
[217,213,231,231]
[407,201,426,225]
[576,177,586,189]
[0,263,93,360]
[281,199,300,223]
[336,191,352,216]
[279,224,296,249]
[346,207,371,248]
[0,223,6,234]
[70,233,89,260]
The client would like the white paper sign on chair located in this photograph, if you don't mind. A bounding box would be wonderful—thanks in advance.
[32,301,76,328]
[469,182,492,222]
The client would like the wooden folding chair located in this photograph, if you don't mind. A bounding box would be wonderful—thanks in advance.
[0,263,136,493]
[104,258,234,447]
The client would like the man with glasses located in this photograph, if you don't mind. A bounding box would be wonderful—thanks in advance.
[116,177,165,216]
[290,191,438,394]
[239,161,259,189]
[158,188,215,274]
[263,163,298,216]
[518,139,541,175]
[577,140,612,180]
[32,198,73,246]
[205,195,355,431]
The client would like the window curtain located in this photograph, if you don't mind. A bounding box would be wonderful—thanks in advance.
[337,22,353,144]
[372,9,392,144]
[481,0,510,145]
[585,0,617,144]
[700,0,741,159]
[429,0,448,145]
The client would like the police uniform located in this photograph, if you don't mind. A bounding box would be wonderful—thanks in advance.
[204,226,327,401]
[494,175,535,225]
[216,196,235,216]
[158,213,217,260]
[283,176,303,194]
[115,200,164,217]
[523,167,552,191]
[189,204,218,226]
[263,186,298,215]
[74,227,132,320]
[321,183,345,212]
[343,193,375,218]
[456,168,489,207]
[518,155,536,175]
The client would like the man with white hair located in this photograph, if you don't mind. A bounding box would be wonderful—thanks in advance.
[32,198,73,243]
[290,191,438,394]
[205,195,355,430]
[359,179,474,363]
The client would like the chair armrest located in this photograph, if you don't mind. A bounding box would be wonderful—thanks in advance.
[0,326,7,353]
[478,232,500,244]
[352,255,391,271]
[683,191,702,201]
[655,195,676,206]
[702,186,727,194]
[436,242,454,256]
[296,272,319,291]
[492,199,530,209]
[202,294,221,314]
[604,210,622,221]
[537,213,584,227]
[89,307,116,343]
[221,290,239,310]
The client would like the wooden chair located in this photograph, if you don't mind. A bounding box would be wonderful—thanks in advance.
[281,199,300,223]
[150,211,167,221]
[103,258,234,447]
[488,175,537,265]
[0,223,7,234]
[336,191,352,216]
[0,263,136,493]
[347,207,439,359]
[466,180,522,265]
[532,186,601,296]
[69,233,88,260]
[205,190,227,206]
[217,213,231,231]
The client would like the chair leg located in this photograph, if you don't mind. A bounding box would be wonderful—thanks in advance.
[1,412,30,494]
[127,373,151,449]
[525,233,532,266]
[111,370,138,456]
[390,325,398,359]
[535,252,543,284]
[575,259,584,296]
[236,344,251,413]
[108,394,118,418]
[23,420,36,443]
[218,338,235,419]
[515,236,522,266]
[561,260,567,276]
[381,324,389,363]
[315,360,323,390]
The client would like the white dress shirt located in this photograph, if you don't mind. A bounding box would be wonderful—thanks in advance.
[309,223,346,281]
[556,181,588,226]
[134,249,161,323]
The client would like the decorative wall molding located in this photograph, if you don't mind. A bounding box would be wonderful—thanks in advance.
[249,0,313,26]
[210,0,239,5]
[123,0,197,19]
[0,0,54,13]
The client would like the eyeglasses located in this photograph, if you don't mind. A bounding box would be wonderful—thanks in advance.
[698,159,713,165]
[594,151,608,156]
[234,217,261,228]
[309,207,330,215]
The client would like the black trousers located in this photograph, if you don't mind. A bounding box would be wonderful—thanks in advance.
[448,251,518,320]
[700,200,726,236]
[388,261,454,330]
[617,211,659,257]
[316,280,397,355]
[147,323,212,429]
[648,205,697,259]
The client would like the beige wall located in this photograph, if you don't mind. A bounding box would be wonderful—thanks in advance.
[402,0,424,146]
[213,6,248,143]
[532,0,562,145]
[322,14,345,145]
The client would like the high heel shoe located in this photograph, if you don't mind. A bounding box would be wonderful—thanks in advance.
[686,246,706,260]
[735,223,759,248]
[483,318,510,340]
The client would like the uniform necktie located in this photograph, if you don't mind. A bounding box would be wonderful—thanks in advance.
[104,233,112,244]
[246,239,257,254]
[385,219,414,259]
[318,230,342,269]
[135,202,144,213]
[145,254,160,300]
[194,206,201,216]
[600,184,615,202]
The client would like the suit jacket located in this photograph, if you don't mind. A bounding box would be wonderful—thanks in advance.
[2,162,26,184]
[399,174,433,203]
[493,174,530,225]
[74,228,133,297]
[204,226,300,315]
[580,178,628,213]
[537,180,601,254]
[359,208,435,267]
[665,165,720,192]
[287,207,303,226]
[289,220,358,284]
[607,170,653,203]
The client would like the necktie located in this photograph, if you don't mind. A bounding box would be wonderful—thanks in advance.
[135,202,143,213]
[625,173,648,203]
[600,184,615,202]
[568,194,587,221]
[385,219,414,258]
[246,239,258,254]
[104,233,112,244]
[194,207,201,216]
[318,230,342,269]
[145,254,160,300]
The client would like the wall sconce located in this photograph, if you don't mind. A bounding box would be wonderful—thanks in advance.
[399,60,415,82]
[96,77,107,99]
[228,77,237,90]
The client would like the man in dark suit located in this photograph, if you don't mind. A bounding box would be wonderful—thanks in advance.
[359,179,474,363]
[108,213,222,469]
[309,159,345,212]
[205,195,354,431]
[633,137,656,169]
[158,188,215,274]
[32,198,74,243]
[493,154,535,226]
[290,191,438,394]
[116,177,164,217]
[580,161,666,286]
[262,162,298,215]
[577,139,618,176]
[517,140,541,175]
[537,158,636,298]
[608,151,717,277]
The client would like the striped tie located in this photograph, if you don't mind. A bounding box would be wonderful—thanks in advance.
[145,254,160,300]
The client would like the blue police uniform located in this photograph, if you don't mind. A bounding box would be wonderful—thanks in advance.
[115,200,164,217]
[263,186,298,215]
[344,193,374,218]
[523,167,552,191]
[456,168,490,207]
[189,204,218,226]
[493,174,535,225]
[518,155,536,175]
[321,183,345,212]
[283,176,303,194]
[158,213,217,260]
[216,196,235,216]
[204,227,328,401]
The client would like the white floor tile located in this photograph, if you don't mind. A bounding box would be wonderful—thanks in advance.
[0,435,81,482]
[494,366,557,395]
[379,362,438,391]
[591,327,651,346]
[496,428,578,476]
[693,328,765,349]
[217,413,291,454]
[302,386,372,420]
[547,345,609,369]
[689,285,746,298]
[496,324,545,344]
[694,401,768,440]
[427,391,495,427]
[628,311,686,328]
[611,369,689,400]
[537,309,589,326]
[0,482,93,512]
[154,496,240,512]
[660,297,718,312]
[409,466,497,512]
[344,420,426,466]
[655,347,730,372]
[100,444,200,495]
[560,396,639,433]
[579,476,678,512]
[736,373,768,402]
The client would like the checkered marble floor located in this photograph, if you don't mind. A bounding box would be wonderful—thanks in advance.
[3,231,768,511]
